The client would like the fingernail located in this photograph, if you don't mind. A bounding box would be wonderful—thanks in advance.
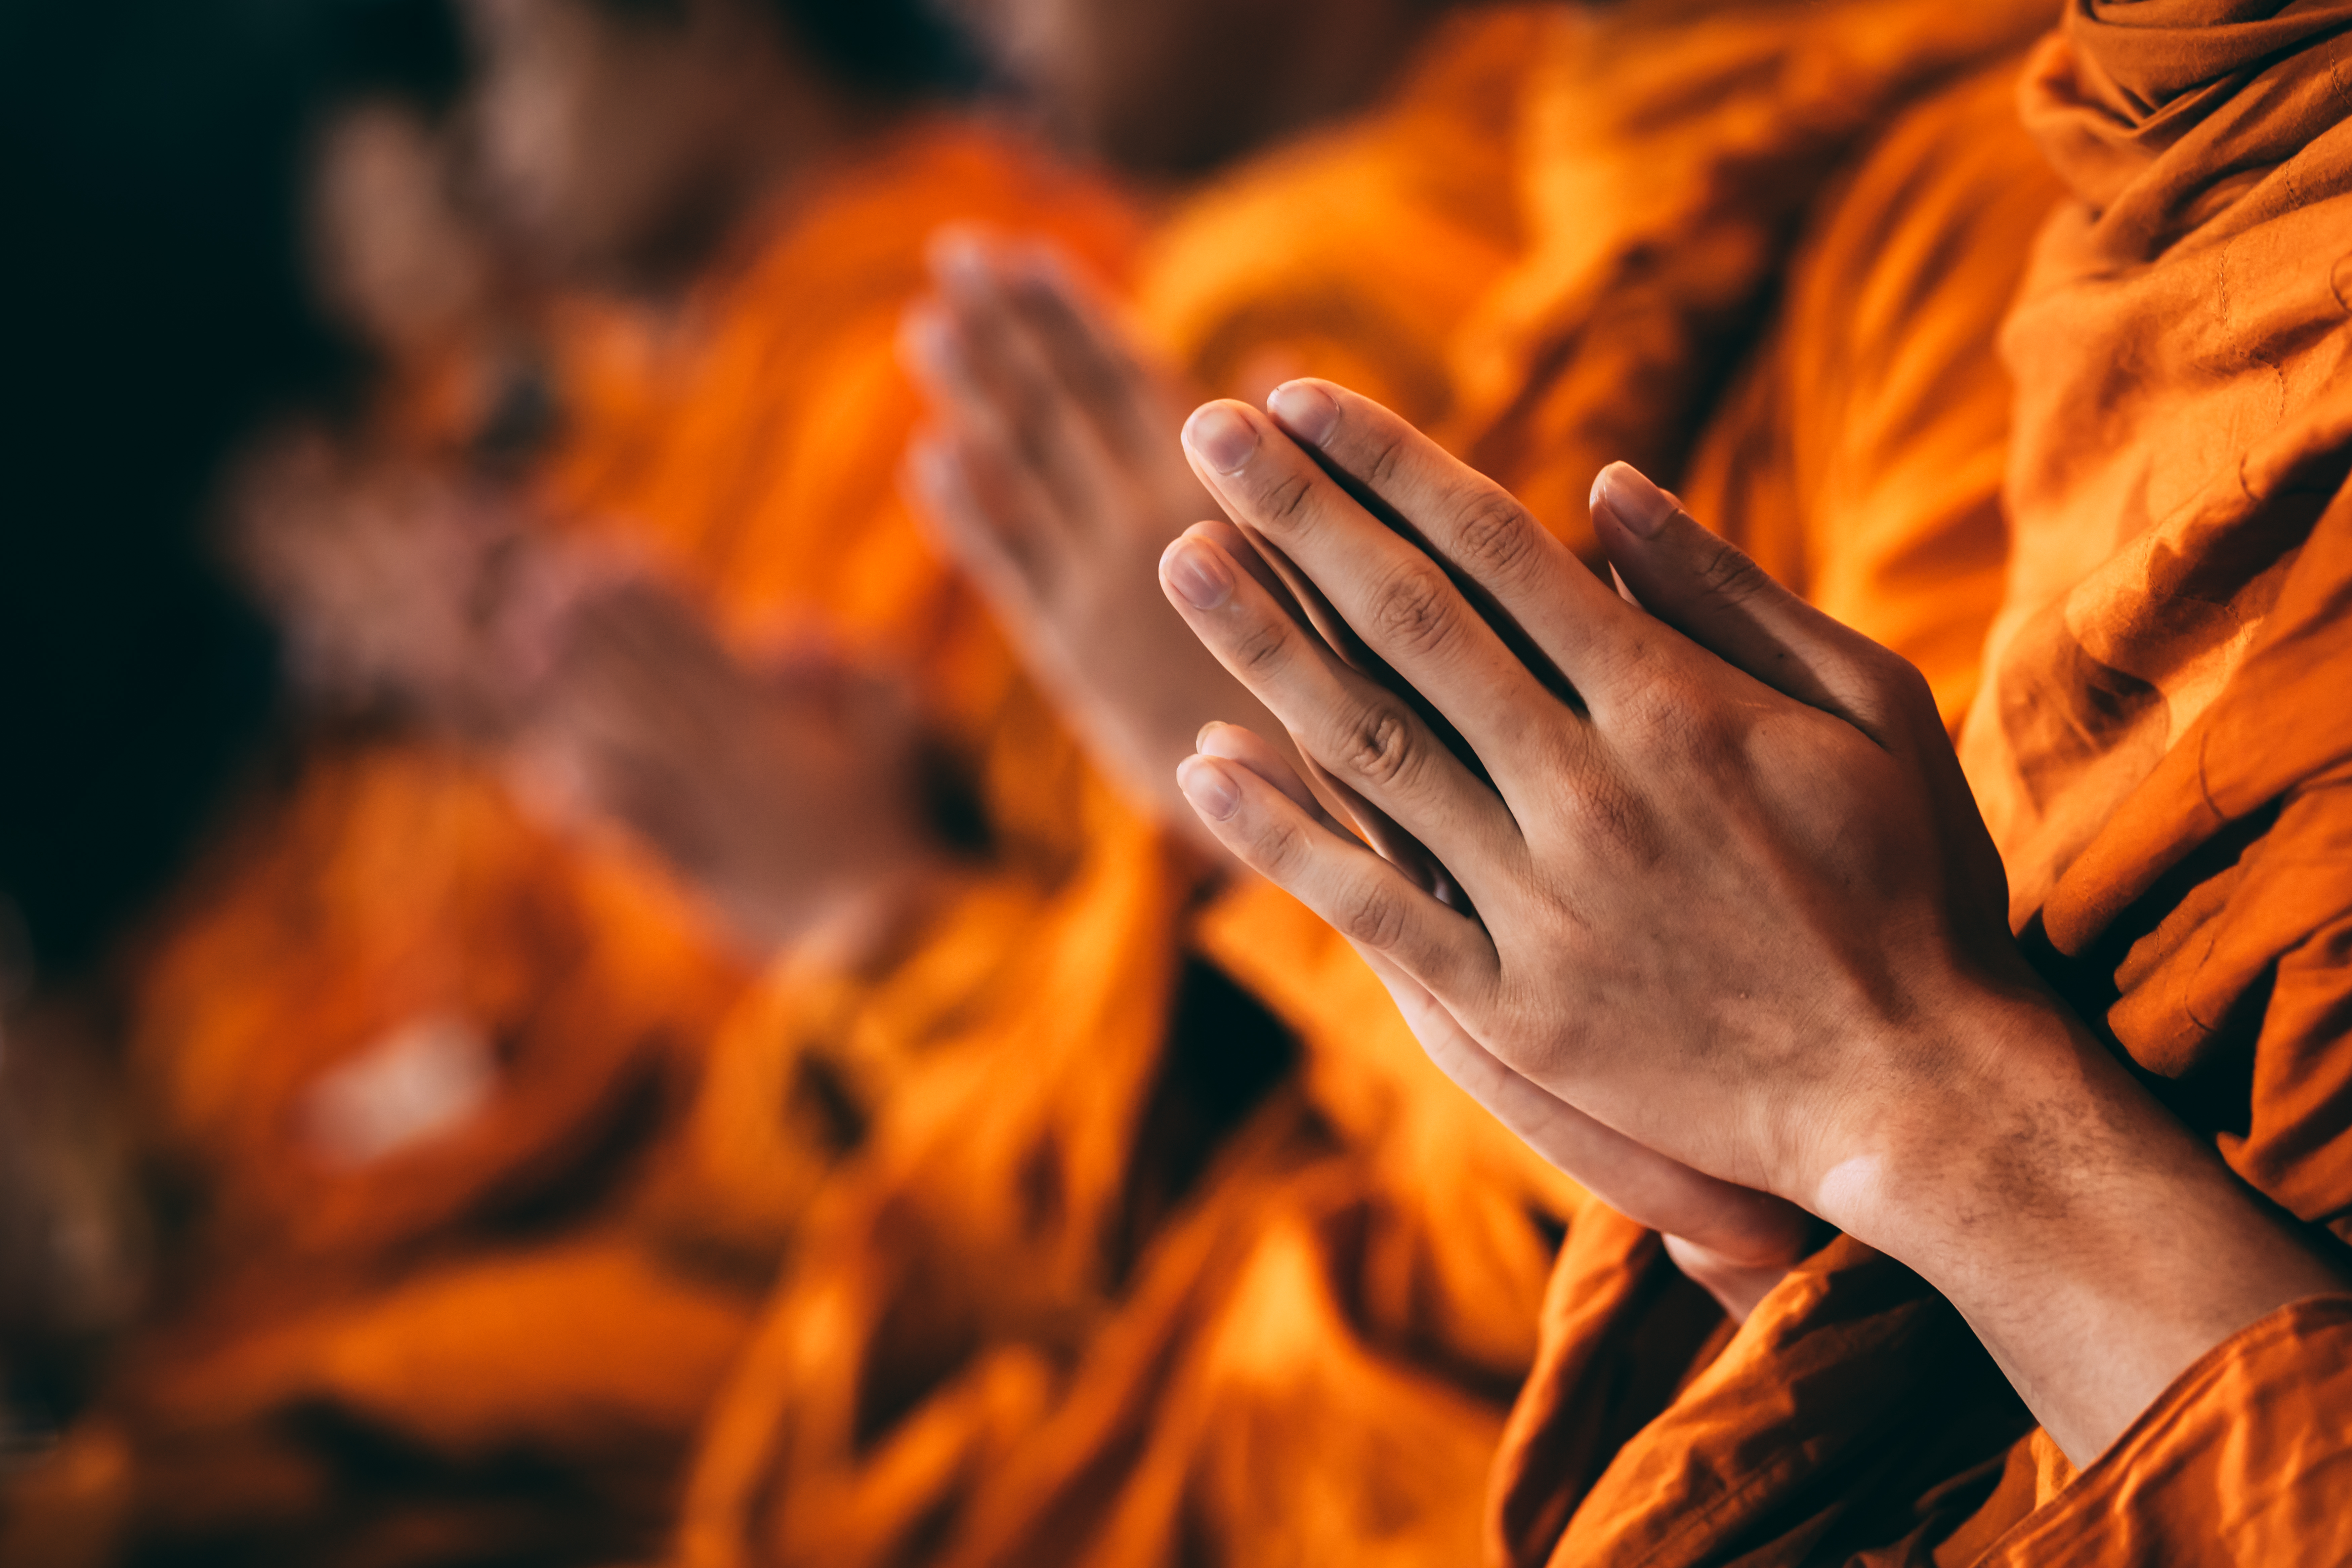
[1178,757,1240,820]
[1162,538,1233,609]
[1184,404,1260,475]
[1266,381,1340,446]
[1593,462,1677,537]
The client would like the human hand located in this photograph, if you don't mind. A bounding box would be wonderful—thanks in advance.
[1195,718,1813,1318]
[1158,381,2346,1459]
[222,423,555,730]
[1161,380,2020,1209]
[900,229,1297,859]
[519,577,944,956]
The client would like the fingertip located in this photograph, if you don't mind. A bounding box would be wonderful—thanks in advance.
[904,431,956,499]
[1591,461,1681,538]
[1161,533,1234,610]
[1265,380,1341,447]
[1182,401,1262,476]
[927,224,993,283]
[1194,719,1264,768]
[1176,755,1240,821]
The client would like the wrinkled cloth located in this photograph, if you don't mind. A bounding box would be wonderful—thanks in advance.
[670,18,1590,1562]
[665,6,2075,1566]
[1452,0,2056,557]
[1489,5,2352,1564]
[1680,58,2063,725]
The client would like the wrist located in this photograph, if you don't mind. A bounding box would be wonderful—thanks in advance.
[1805,981,2347,1464]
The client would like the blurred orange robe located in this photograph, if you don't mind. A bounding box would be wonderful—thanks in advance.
[1486,5,2352,1564]
[671,18,1587,1567]
[91,119,1135,1566]
[663,6,2058,1567]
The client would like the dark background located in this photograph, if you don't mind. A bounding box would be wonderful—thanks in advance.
[0,0,341,977]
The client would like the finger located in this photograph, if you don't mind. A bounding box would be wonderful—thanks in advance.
[1199,711,1468,912]
[1000,245,1169,464]
[1174,749,1496,999]
[1190,516,1292,608]
[1160,525,1520,880]
[925,235,1117,534]
[1589,462,1933,748]
[1256,380,1643,700]
[1179,396,1580,806]
[905,429,1057,609]
[1353,945,1814,1263]
[1194,719,1332,826]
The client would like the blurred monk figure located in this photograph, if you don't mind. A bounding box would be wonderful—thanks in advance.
[72,1,1136,1563]
[1139,1,2352,1563]
[670,2,2059,1567]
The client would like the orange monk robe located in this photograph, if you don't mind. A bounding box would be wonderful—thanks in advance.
[1133,4,1549,423]
[1679,55,2066,727]
[1487,6,2352,1565]
[667,16,1608,1565]
[664,6,2107,1563]
[1445,0,2056,560]
[536,120,1135,865]
[72,121,1137,1566]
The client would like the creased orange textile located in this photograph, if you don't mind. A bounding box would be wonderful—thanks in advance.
[91,121,1140,1567]
[1679,58,2063,727]
[1133,4,1553,426]
[1448,0,2057,557]
[129,739,744,1266]
[674,814,1583,1568]
[668,17,1596,1563]
[1488,5,2352,1565]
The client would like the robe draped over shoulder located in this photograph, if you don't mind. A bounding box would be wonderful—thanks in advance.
[1448,0,2057,558]
[1488,6,2352,1563]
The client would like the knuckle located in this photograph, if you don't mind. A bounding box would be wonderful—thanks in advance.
[1695,541,1773,607]
[1251,808,1310,878]
[1446,490,1542,585]
[1228,612,1293,682]
[1259,469,1318,530]
[1367,562,1458,660]
[1358,428,1411,490]
[1336,876,1410,951]
[1335,698,1419,789]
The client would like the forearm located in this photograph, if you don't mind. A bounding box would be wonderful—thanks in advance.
[1816,993,2349,1466]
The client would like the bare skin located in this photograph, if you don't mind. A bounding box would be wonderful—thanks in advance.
[517,579,948,956]
[902,232,1298,857]
[221,427,556,731]
[462,0,881,294]
[264,0,952,956]
[1157,379,2348,1461]
[943,0,1448,177]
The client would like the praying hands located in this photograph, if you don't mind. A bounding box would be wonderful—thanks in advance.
[1158,381,2347,1466]
[900,230,1298,858]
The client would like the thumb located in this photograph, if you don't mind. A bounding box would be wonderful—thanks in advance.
[1589,462,1926,747]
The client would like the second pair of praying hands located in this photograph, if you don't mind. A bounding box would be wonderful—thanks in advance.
[1157,382,2345,1468]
